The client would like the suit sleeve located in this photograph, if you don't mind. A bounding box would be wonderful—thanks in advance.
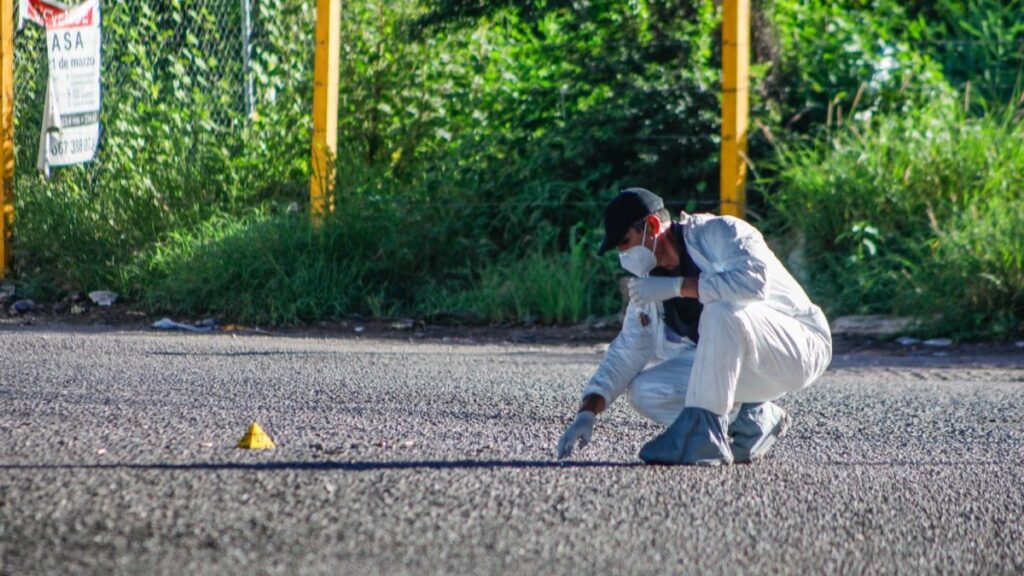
[696,217,772,305]
[580,299,656,407]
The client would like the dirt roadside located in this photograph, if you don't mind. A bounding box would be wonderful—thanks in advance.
[2,300,1023,366]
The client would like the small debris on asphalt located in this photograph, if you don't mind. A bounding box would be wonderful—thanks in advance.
[354,326,366,333]
[151,318,215,333]
[88,291,119,307]
[591,314,620,330]
[441,336,479,345]
[96,448,107,455]
[831,315,914,336]
[390,319,416,330]
[923,338,953,347]
[220,324,272,335]
[896,336,921,346]
[54,293,85,314]
[8,299,36,315]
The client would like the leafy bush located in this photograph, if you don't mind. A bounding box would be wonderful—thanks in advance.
[764,0,951,132]
[906,0,1024,110]
[766,98,1024,339]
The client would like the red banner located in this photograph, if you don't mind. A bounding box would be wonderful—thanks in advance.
[20,0,69,28]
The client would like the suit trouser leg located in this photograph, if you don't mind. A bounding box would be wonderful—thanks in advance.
[684,301,832,416]
[627,303,831,423]
[627,355,694,427]
[627,352,742,427]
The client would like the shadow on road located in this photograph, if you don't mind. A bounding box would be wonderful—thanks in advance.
[147,351,328,358]
[0,459,643,472]
[2,459,1014,472]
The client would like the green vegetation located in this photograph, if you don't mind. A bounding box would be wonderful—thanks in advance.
[768,100,1024,339]
[12,0,311,295]
[123,206,619,326]
[9,0,1024,338]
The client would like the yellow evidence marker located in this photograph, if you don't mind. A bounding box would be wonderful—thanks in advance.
[237,421,276,450]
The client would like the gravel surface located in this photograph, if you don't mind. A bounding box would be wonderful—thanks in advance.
[1,325,1022,575]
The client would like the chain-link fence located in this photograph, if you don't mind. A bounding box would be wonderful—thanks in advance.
[13,0,256,176]
[7,0,313,284]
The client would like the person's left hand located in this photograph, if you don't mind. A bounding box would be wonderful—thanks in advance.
[628,276,683,304]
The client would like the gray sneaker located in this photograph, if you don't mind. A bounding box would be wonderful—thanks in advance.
[729,402,791,463]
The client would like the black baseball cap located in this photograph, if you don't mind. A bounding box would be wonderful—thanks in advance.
[598,188,665,254]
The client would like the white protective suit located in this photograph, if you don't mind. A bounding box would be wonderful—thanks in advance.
[581,214,833,421]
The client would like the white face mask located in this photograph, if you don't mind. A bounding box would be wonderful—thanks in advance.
[618,221,659,277]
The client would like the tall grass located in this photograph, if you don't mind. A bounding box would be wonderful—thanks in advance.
[766,98,1024,339]
[124,207,622,326]
[437,224,622,325]
[13,111,310,299]
[125,201,413,325]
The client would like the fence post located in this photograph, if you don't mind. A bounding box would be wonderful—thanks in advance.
[1,0,14,278]
[310,0,340,226]
[240,0,254,118]
[720,0,749,219]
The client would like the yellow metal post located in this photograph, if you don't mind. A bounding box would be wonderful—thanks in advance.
[310,0,341,225]
[0,0,14,278]
[720,0,749,219]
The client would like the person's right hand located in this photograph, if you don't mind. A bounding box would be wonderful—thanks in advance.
[556,410,595,459]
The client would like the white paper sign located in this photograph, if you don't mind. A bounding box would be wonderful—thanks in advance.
[30,0,102,175]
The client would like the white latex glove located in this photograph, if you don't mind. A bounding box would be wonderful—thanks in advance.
[628,276,683,304]
[556,410,595,459]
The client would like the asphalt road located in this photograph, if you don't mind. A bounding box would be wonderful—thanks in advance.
[1,326,1022,575]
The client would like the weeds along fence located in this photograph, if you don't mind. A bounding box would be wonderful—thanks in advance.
[10,0,313,285]
[13,1,262,189]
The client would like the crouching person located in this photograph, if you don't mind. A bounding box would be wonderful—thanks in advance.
[556,188,832,466]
